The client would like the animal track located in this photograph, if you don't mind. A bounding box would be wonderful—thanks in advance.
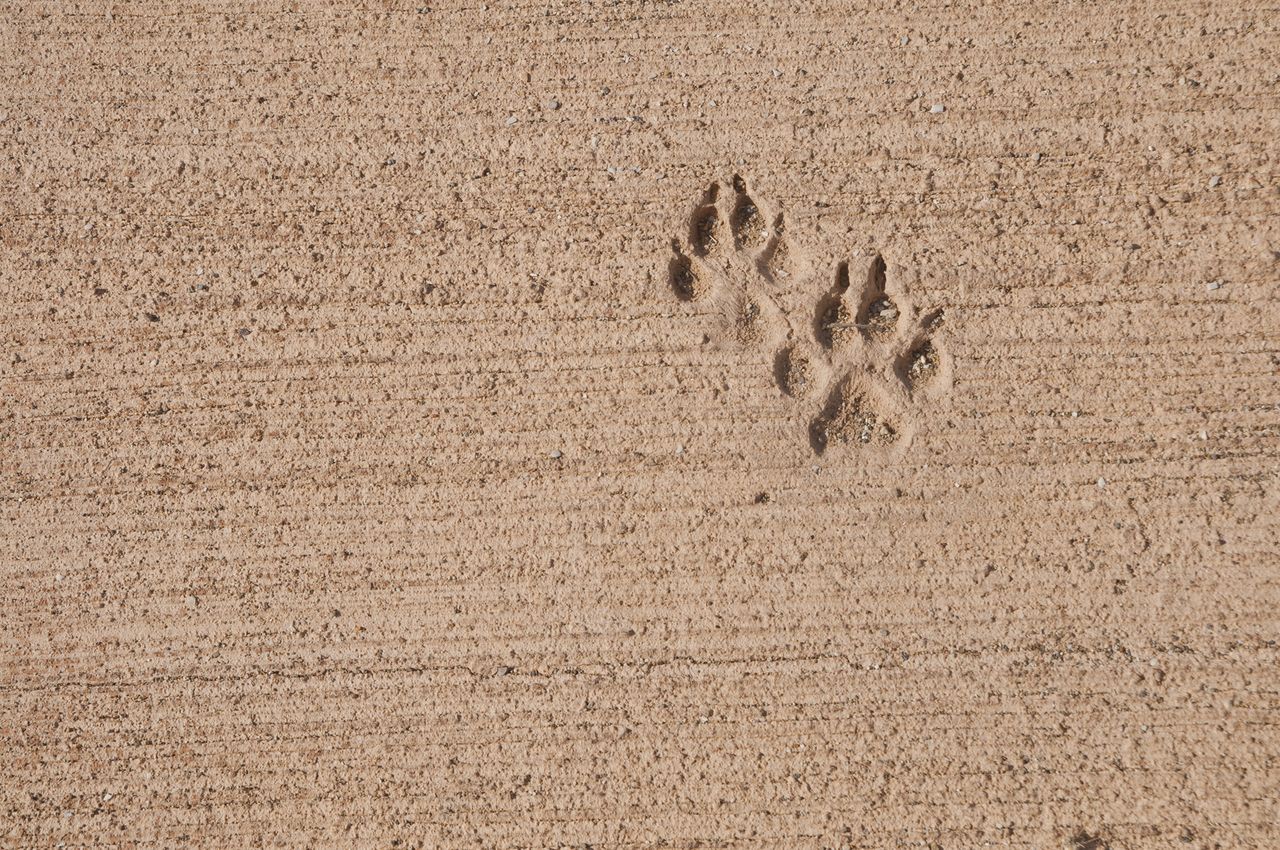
[668,176,803,350]
[668,175,952,456]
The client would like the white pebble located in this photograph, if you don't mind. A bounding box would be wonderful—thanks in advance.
[504,115,518,126]
[1206,280,1221,291]
[1097,477,1107,488]
[930,103,945,114]
[1208,175,1222,188]
[548,450,563,459]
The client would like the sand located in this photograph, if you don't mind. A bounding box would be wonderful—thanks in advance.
[2,2,1279,848]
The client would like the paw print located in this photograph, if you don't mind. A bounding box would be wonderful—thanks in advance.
[802,255,951,455]
[667,175,801,349]
[667,175,951,456]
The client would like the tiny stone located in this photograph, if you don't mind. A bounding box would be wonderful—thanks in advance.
[1207,280,1220,291]
[675,444,685,455]
[543,98,560,111]
[548,449,563,459]
[237,327,251,337]
[1208,175,1222,188]
[900,35,909,45]
[504,115,518,126]
[1031,152,1042,163]
[1097,477,1107,488]
[930,103,945,114]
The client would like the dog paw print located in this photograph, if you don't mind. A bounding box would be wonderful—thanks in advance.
[668,175,803,349]
[667,176,951,456]
[803,254,951,455]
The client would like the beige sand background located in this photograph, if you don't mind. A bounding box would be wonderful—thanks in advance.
[3,2,1279,848]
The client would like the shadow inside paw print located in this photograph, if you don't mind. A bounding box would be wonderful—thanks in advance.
[667,175,951,456]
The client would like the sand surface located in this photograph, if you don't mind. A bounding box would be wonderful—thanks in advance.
[3,2,1279,848]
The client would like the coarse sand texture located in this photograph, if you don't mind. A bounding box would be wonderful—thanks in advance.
[2,2,1279,849]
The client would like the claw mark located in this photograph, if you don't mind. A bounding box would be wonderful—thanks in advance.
[1070,831,1109,850]
[856,254,898,341]
[815,261,855,349]
[730,174,768,249]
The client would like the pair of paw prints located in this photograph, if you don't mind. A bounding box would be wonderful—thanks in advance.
[668,175,952,456]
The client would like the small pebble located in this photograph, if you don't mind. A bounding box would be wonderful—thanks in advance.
[1208,175,1222,188]
[900,35,909,45]
[548,449,563,459]
[543,98,560,111]
[930,103,945,114]
[237,327,251,337]
[1097,477,1107,488]
[1206,281,1221,291]
[504,115,518,126]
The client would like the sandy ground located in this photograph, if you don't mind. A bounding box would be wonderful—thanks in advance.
[3,2,1279,848]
